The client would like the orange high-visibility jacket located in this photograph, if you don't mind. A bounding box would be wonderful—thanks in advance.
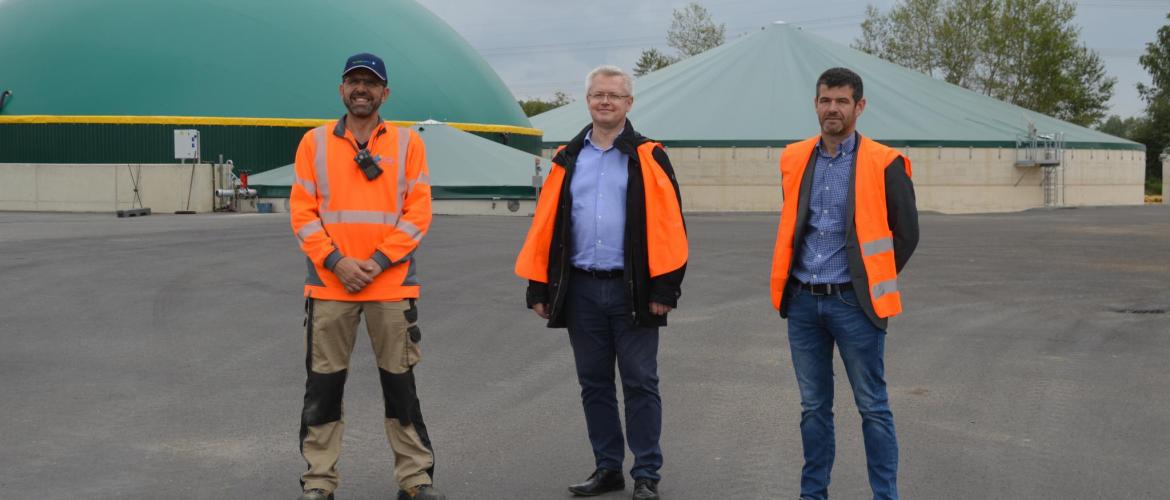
[290,117,431,302]
[771,134,912,321]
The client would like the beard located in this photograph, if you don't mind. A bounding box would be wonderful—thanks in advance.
[819,115,848,136]
[345,94,381,118]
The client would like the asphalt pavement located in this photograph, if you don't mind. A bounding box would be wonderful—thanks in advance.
[1,205,1167,499]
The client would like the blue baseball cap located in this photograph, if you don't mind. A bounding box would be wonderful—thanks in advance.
[343,53,387,82]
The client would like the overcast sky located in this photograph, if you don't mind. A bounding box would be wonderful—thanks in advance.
[415,0,1168,120]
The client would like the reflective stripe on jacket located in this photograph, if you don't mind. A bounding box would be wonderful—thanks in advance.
[771,134,911,320]
[290,118,432,301]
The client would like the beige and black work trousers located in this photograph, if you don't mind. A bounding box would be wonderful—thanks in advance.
[298,298,434,494]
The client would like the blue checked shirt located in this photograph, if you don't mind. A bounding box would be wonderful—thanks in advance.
[792,132,857,285]
[570,129,628,271]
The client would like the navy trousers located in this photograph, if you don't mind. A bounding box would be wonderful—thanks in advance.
[564,273,663,481]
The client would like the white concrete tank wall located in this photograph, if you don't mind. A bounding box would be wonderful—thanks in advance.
[543,146,1146,214]
[1061,148,1146,208]
[0,163,220,213]
[906,146,1143,213]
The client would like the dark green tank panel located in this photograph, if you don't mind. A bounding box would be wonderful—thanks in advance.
[0,0,530,127]
[0,0,543,164]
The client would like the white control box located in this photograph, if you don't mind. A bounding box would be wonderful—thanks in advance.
[174,129,200,160]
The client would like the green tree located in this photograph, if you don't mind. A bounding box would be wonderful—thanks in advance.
[856,0,1115,126]
[633,48,676,77]
[632,2,726,76]
[666,2,726,57]
[518,91,572,117]
[1097,115,1146,140]
[858,0,943,77]
[1137,12,1170,191]
[936,0,988,87]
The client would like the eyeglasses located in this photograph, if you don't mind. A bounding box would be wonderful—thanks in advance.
[587,92,630,103]
[344,77,386,88]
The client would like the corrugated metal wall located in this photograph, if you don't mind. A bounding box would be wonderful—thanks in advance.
[0,123,305,172]
[0,124,543,173]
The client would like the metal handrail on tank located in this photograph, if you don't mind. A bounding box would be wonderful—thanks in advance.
[1014,125,1066,207]
[1015,124,1064,167]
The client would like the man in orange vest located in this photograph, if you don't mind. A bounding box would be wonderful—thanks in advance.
[515,65,687,500]
[770,67,919,500]
[289,53,445,500]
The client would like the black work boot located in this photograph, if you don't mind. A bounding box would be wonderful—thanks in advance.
[568,468,625,496]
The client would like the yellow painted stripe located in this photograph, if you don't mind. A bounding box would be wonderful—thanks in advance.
[0,115,543,136]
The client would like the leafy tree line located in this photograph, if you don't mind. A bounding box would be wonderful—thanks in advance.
[856,0,1115,127]
[518,91,571,118]
[860,0,1168,193]
[1099,12,1169,195]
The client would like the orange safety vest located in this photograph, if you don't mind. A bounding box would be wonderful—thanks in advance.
[290,119,431,301]
[515,141,687,283]
[770,134,911,317]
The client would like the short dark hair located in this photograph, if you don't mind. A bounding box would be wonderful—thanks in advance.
[816,67,863,102]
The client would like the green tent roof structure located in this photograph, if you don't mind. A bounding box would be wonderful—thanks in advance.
[249,121,542,199]
[533,22,1141,151]
[0,0,531,130]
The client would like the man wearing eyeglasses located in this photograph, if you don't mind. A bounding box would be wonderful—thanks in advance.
[516,65,688,500]
[289,53,446,500]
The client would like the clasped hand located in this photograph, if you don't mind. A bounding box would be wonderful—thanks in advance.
[333,257,382,293]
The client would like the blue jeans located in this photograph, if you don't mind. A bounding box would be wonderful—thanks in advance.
[786,285,898,500]
[565,273,662,481]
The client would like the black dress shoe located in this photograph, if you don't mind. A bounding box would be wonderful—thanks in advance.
[632,478,659,500]
[568,468,625,496]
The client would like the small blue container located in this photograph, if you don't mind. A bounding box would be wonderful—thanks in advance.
[257,202,274,213]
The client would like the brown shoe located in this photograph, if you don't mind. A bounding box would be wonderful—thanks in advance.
[298,489,334,500]
[398,484,447,500]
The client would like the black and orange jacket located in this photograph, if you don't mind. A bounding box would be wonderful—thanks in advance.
[515,121,687,328]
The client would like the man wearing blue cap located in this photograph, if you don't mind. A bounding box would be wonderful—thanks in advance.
[292,52,445,500]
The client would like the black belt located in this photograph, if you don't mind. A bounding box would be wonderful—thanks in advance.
[572,267,623,279]
[794,281,853,296]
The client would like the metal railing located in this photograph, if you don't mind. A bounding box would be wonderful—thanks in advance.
[1015,127,1065,207]
[1015,129,1064,168]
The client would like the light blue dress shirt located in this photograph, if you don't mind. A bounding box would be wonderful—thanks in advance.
[570,129,628,271]
[792,132,857,285]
